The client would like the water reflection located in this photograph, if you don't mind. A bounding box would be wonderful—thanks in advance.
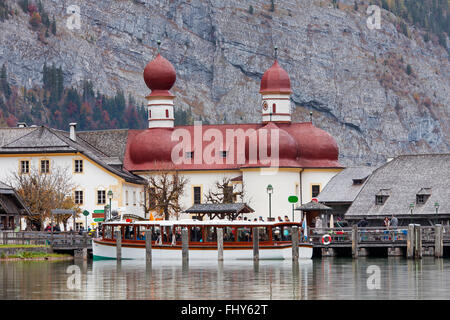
[1,257,449,299]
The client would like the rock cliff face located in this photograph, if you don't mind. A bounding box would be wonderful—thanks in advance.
[0,0,449,166]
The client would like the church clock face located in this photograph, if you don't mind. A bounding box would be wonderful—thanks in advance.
[262,101,268,111]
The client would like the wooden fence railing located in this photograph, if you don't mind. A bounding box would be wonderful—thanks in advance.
[309,225,449,246]
[0,231,92,248]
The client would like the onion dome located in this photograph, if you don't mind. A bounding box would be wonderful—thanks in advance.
[129,128,175,164]
[246,122,298,162]
[143,53,176,97]
[286,123,339,160]
[260,60,292,94]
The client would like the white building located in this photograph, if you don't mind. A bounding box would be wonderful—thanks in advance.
[122,52,344,221]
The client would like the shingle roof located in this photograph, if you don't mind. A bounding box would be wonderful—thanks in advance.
[77,129,129,161]
[184,203,255,214]
[345,154,450,218]
[295,201,332,211]
[317,166,375,203]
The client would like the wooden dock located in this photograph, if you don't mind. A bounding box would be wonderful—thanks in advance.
[0,231,92,259]
[309,224,450,258]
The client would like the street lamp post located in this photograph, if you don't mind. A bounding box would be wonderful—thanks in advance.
[107,190,113,221]
[266,184,273,221]
[409,203,414,215]
[435,202,439,215]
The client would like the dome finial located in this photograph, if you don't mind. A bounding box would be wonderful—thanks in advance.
[274,46,278,60]
[157,40,161,53]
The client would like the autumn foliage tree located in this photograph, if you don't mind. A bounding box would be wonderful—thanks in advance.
[144,170,188,220]
[9,165,79,231]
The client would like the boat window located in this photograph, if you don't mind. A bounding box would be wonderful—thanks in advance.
[282,226,292,241]
[111,226,121,239]
[256,227,269,241]
[237,227,251,242]
[153,226,161,241]
[104,225,112,239]
[205,226,217,242]
[136,226,150,240]
[223,226,235,242]
[124,225,135,240]
[190,226,203,242]
[162,226,173,243]
[272,226,281,242]
[174,226,182,242]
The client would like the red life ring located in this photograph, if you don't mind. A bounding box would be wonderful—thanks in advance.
[322,234,332,245]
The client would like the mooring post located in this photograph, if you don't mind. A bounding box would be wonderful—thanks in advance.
[253,227,259,261]
[145,230,152,264]
[407,224,415,258]
[352,225,359,258]
[414,224,422,259]
[115,230,122,261]
[181,227,189,262]
[435,224,443,258]
[292,226,299,260]
[217,227,224,261]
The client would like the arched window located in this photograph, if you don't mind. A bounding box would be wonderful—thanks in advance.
[166,109,169,118]
[272,103,276,113]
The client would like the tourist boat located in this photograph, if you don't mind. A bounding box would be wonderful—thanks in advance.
[92,220,313,260]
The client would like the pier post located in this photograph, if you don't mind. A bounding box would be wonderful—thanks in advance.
[115,230,122,261]
[407,224,415,258]
[435,224,443,258]
[352,225,359,258]
[217,227,224,261]
[253,227,259,261]
[145,230,152,264]
[181,227,189,262]
[414,224,422,259]
[292,226,299,260]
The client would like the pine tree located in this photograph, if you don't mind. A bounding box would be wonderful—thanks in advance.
[51,16,56,35]
[0,64,11,99]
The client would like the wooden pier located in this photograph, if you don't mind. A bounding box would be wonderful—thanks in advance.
[309,224,450,258]
[0,231,92,259]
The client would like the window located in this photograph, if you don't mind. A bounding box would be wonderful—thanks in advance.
[312,185,320,198]
[193,186,201,204]
[221,151,227,158]
[376,196,386,205]
[223,186,234,203]
[97,190,106,205]
[148,110,151,118]
[133,191,136,206]
[40,160,50,174]
[272,103,276,113]
[186,151,194,159]
[74,159,83,173]
[20,160,29,174]
[165,109,169,118]
[416,195,429,205]
[148,187,156,209]
[75,190,84,204]
[125,190,129,206]
[353,179,364,185]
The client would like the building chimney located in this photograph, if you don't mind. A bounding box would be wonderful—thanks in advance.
[69,123,77,141]
[17,122,27,128]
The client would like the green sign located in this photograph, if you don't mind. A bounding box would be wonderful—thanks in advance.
[93,218,105,222]
[82,210,90,216]
[93,210,105,214]
[288,195,299,203]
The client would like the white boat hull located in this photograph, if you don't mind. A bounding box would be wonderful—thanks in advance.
[92,240,313,260]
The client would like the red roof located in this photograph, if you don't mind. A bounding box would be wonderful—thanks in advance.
[143,54,176,97]
[260,60,291,94]
[123,122,342,172]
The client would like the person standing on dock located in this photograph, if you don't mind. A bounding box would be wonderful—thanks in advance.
[390,215,398,240]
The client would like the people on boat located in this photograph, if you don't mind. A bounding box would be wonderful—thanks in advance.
[284,215,290,222]
[277,216,283,222]
[259,216,264,222]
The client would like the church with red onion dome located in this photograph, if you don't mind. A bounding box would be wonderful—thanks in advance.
[124,44,343,221]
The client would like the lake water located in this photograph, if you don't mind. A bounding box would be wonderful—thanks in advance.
[1,257,449,300]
